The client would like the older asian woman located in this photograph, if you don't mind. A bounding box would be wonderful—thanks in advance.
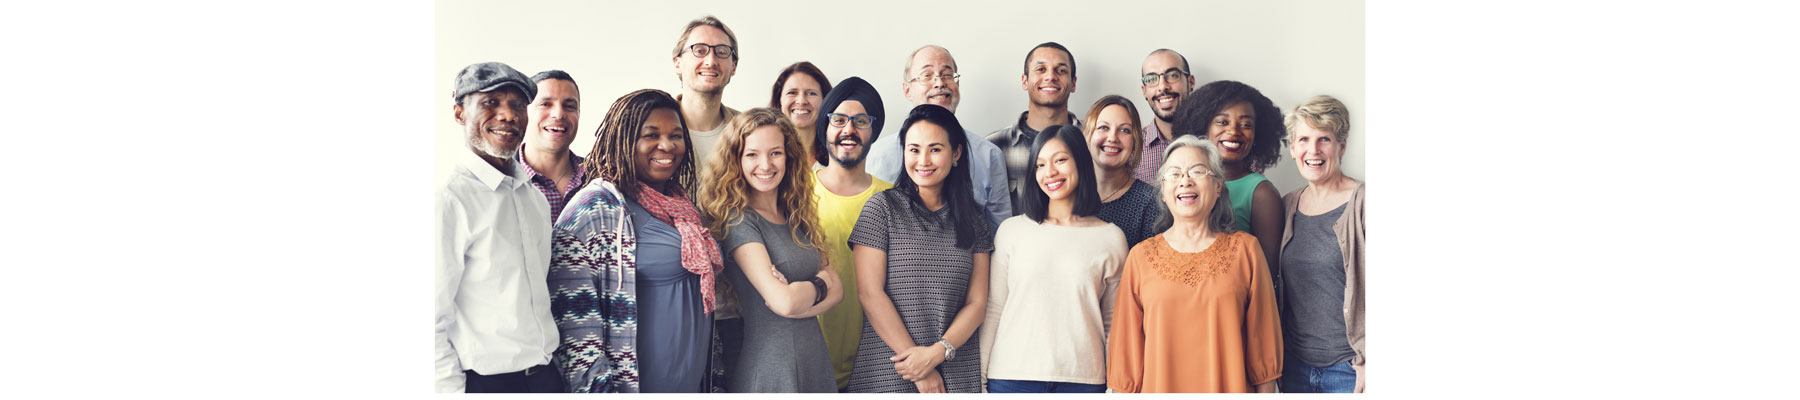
[768,62,832,161]
[550,89,724,393]
[1171,80,1287,292]
[1106,135,1282,393]
[1276,95,1364,393]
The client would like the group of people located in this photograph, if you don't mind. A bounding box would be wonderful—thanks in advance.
[436,15,1365,394]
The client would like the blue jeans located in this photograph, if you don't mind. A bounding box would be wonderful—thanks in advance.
[986,379,1107,393]
[1280,357,1356,393]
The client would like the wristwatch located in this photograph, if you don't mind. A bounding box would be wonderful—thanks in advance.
[936,338,956,362]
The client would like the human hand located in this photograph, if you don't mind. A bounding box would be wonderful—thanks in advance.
[912,369,944,393]
[1353,363,1365,393]
[889,344,945,381]
[770,267,788,284]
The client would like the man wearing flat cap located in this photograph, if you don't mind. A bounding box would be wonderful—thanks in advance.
[435,61,563,393]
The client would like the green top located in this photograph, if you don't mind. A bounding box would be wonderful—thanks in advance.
[1224,172,1270,232]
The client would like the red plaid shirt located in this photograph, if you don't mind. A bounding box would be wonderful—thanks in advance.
[516,151,586,223]
[1133,122,1171,185]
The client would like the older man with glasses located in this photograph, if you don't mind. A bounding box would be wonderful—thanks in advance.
[864,45,1012,238]
[1135,48,1196,184]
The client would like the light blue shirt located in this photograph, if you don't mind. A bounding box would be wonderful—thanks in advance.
[865,128,1012,236]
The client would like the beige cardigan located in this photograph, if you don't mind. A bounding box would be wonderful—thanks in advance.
[1277,183,1365,379]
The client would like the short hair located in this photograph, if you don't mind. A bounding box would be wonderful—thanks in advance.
[1284,94,1351,145]
[1081,95,1146,170]
[579,89,694,205]
[887,104,985,250]
[529,70,579,92]
[1150,135,1236,235]
[903,44,957,81]
[673,15,739,63]
[1170,80,1286,173]
[1145,48,1190,73]
[1020,124,1103,223]
[1021,42,1077,79]
[768,61,832,109]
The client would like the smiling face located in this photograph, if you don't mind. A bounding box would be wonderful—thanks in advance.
[673,25,736,94]
[1140,51,1192,124]
[526,79,580,153]
[1035,135,1080,203]
[1086,104,1139,171]
[633,107,687,188]
[825,100,873,167]
[904,120,961,191]
[740,124,788,195]
[1160,146,1220,222]
[903,47,961,112]
[1020,47,1076,108]
[1208,101,1257,163]
[778,74,823,131]
[455,88,529,160]
[1289,121,1345,184]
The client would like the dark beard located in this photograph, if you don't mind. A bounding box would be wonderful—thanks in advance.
[831,148,867,168]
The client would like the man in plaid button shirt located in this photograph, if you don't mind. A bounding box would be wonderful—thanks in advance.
[1135,49,1195,185]
[515,70,586,221]
[986,42,1081,214]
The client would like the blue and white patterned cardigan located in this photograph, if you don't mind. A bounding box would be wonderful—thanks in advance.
[549,179,640,393]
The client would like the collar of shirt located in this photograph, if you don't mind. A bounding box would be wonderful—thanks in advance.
[1143,123,1168,146]
[514,149,587,189]
[457,148,529,192]
[1008,111,1080,146]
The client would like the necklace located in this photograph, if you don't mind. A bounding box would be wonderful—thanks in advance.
[1101,181,1130,202]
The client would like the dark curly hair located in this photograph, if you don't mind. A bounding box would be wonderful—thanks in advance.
[1170,80,1285,173]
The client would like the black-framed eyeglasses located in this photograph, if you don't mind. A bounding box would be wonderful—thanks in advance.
[682,43,736,60]
[1160,164,1217,183]
[908,72,961,84]
[1141,69,1190,87]
[826,113,877,129]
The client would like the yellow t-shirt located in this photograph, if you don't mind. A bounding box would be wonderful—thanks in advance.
[812,174,893,389]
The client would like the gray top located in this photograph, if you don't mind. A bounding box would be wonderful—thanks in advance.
[627,200,711,392]
[1095,180,1162,248]
[845,191,994,393]
[719,210,835,392]
[1278,202,1356,367]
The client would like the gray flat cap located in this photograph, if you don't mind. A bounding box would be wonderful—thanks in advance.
[451,62,536,102]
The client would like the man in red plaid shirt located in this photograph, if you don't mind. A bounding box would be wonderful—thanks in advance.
[1134,49,1195,185]
[515,70,586,221]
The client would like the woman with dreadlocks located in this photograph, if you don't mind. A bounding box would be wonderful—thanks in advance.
[548,89,724,393]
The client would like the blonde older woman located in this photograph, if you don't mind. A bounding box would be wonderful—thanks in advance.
[1107,135,1281,393]
[1276,95,1364,393]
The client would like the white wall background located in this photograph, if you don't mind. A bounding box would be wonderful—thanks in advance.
[436,0,1363,194]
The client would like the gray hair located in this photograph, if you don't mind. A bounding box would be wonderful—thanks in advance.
[1151,135,1236,235]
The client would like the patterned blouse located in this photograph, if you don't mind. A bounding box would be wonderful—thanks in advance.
[548,179,640,393]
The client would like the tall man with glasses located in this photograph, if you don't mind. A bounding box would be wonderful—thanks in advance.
[437,62,563,393]
[671,15,742,169]
[987,42,1081,214]
[864,45,1013,235]
[671,15,742,391]
[1135,49,1196,184]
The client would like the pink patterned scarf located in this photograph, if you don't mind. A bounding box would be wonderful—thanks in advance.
[633,181,724,313]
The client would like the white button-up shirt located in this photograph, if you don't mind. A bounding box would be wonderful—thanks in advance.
[435,149,558,392]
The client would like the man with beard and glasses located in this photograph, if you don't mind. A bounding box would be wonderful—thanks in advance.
[1134,49,1195,184]
[807,77,890,392]
[436,62,563,393]
[988,42,1081,214]
[864,45,1012,237]
[518,70,585,221]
